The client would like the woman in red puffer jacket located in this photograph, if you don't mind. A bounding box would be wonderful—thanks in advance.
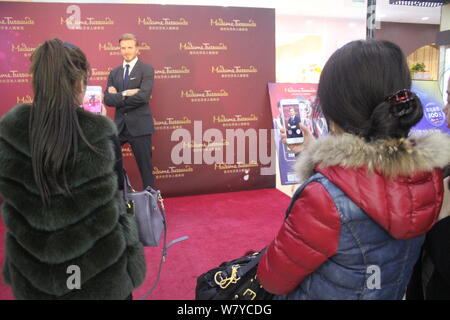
[257,40,450,300]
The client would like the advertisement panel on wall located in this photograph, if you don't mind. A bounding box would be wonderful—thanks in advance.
[0,2,275,197]
[411,80,450,135]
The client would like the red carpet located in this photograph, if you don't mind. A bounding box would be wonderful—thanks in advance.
[0,188,291,300]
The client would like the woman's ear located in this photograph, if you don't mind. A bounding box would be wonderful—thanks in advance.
[328,120,344,134]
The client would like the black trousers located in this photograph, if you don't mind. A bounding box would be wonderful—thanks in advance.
[119,125,154,189]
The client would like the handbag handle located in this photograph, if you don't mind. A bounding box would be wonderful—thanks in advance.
[120,169,189,300]
[122,169,135,193]
[237,248,267,277]
[138,191,189,300]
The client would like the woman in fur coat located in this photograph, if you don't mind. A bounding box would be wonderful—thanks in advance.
[257,40,450,299]
[0,39,146,299]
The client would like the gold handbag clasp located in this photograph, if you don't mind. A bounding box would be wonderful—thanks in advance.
[126,200,135,215]
[214,265,241,289]
[243,289,256,300]
[157,193,165,209]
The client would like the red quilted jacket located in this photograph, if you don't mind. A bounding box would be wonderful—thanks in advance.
[257,132,449,296]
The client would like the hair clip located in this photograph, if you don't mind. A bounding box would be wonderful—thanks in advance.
[63,41,78,50]
[385,89,415,117]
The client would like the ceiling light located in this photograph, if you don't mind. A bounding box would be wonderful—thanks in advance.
[421,17,430,20]
[389,0,447,7]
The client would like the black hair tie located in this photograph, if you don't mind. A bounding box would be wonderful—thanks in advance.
[384,89,416,118]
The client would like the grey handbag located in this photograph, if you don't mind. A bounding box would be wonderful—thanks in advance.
[124,174,165,247]
[123,171,189,299]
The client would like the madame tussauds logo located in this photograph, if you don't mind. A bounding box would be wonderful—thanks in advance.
[0,70,32,84]
[99,42,151,51]
[153,166,194,175]
[0,16,35,25]
[90,67,113,81]
[61,16,114,26]
[16,95,33,104]
[284,87,316,94]
[212,65,258,79]
[11,43,36,53]
[63,5,114,30]
[11,43,37,57]
[213,114,259,123]
[210,19,256,28]
[155,116,192,126]
[211,65,258,75]
[153,165,194,180]
[155,66,191,75]
[181,89,229,98]
[137,17,189,26]
[91,68,112,77]
[171,121,275,176]
[155,66,190,80]
[61,17,114,26]
[179,42,228,51]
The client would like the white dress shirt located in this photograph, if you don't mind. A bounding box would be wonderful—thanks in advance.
[123,57,138,78]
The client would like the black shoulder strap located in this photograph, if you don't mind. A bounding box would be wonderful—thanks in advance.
[237,248,267,277]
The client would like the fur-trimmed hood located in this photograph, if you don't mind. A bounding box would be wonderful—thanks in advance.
[295,131,450,239]
[296,131,450,182]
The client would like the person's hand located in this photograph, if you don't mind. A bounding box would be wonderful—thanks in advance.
[100,103,107,116]
[281,123,315,154]
[108,86,117,94]
[126,88,140,96]
[439,176,450,221]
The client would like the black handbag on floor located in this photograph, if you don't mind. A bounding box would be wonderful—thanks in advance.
[195,249,273,300]
[195,186,305,300]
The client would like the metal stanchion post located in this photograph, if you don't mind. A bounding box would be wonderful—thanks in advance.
[367,0,377,39]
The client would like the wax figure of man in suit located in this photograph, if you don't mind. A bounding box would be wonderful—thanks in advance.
[287,107,301,138]
[104,33,155,188]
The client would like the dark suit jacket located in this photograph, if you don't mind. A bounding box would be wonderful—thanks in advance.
[104,60,155,136]
[287,115,300,130]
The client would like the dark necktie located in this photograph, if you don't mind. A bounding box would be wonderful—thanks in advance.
[123,64,130,89]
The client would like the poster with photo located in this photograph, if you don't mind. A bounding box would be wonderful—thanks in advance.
[411,80,450,135]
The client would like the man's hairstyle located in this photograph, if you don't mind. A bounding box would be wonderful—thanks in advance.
[119,33,138,46]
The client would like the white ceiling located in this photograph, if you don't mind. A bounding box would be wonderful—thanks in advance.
[142,0,443,24]
[376,0,442,24]
[35,0,444,24]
